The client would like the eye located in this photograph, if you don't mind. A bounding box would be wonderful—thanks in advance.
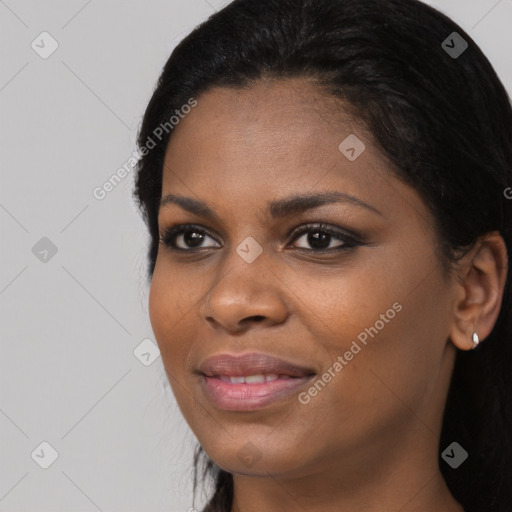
[159,222,361,254]
[159,223,220,251]
[287,223,360,252]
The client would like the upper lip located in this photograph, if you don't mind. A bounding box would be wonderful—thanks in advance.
[198,352,316,378]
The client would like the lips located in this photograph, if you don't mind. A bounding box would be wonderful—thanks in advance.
[198,352,316,379]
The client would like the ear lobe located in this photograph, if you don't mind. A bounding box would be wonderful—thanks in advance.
[449,231,508,351]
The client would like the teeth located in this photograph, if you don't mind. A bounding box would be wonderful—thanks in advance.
[218,373,283,384]
[244,374,265,384]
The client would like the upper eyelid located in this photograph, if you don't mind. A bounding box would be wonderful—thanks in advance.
[290,223,358,238]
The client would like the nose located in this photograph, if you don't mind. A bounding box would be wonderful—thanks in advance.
[199,252,289,333]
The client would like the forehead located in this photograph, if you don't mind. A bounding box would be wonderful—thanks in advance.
[167,77,360,149]
[160,78,433,236]
[163,78,377,188]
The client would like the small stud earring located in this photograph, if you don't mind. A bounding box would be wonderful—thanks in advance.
[472,331,480,349]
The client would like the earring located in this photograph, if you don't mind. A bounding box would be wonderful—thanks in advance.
[471,331,480,349]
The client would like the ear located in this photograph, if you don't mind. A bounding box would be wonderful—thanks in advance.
[449,231,508,351]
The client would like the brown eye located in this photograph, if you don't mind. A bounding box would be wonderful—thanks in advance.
[159,222,361,254]
[288,223,360,252]
[160,224,220,251]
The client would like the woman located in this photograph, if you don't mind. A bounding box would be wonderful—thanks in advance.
[133,0,512,511]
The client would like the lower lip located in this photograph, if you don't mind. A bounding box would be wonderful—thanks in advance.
[201,375,314,411]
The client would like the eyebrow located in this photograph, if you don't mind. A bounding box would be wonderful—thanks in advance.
[159,191,383,220]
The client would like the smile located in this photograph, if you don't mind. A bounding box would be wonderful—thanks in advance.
[201,374,314,411]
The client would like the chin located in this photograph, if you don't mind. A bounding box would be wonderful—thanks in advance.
[204,442,306,478]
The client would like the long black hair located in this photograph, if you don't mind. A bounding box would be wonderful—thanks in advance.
[133,1,512,510]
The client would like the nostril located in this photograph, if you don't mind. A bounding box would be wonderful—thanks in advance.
[247,315,265,322]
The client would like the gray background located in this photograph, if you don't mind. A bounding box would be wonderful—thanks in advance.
[1,0,511,511]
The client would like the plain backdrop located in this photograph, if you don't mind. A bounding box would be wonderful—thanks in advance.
[1,0,511,510]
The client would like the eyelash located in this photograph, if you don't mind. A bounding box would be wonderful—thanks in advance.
[159,222,361,254]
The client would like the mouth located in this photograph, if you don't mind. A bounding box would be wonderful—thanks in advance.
[197,352,316,411]
[215,373,298,383]
[200,374,315,411]
[198,351,315,378]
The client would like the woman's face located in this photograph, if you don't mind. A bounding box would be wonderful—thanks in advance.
[149,78,460,479]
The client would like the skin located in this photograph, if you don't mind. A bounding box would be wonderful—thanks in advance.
[148,77,508,512]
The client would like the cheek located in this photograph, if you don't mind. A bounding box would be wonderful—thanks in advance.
[289,286,449,459]
[148,254,198,332]
[299,244,450,405]
[148,263,190,367]
[148,272,199,416]
[148,265,170,345]
[333,266,452,420]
